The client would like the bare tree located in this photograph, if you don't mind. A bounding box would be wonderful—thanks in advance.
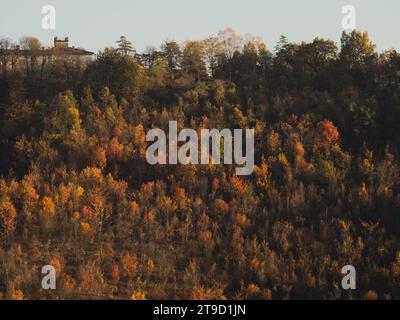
[0,37,13,77]
[19,36,42,79]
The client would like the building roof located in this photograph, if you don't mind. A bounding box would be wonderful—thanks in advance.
[43,47,94,56]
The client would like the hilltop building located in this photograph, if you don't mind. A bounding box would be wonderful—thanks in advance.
[48,37,94,57]
[0,37,94,76]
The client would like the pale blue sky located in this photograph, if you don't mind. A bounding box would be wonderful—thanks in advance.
[1,0,399,53]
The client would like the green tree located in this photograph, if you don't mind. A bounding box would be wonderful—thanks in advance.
[116,36,136,56]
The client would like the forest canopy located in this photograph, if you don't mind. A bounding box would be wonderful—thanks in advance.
[0,29,400,300]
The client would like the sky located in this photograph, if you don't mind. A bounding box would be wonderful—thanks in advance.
[1,0,399,53]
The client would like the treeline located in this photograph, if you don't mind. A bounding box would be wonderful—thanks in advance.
[0,29,400,300]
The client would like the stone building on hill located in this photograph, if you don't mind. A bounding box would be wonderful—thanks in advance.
[0,36,94,77]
